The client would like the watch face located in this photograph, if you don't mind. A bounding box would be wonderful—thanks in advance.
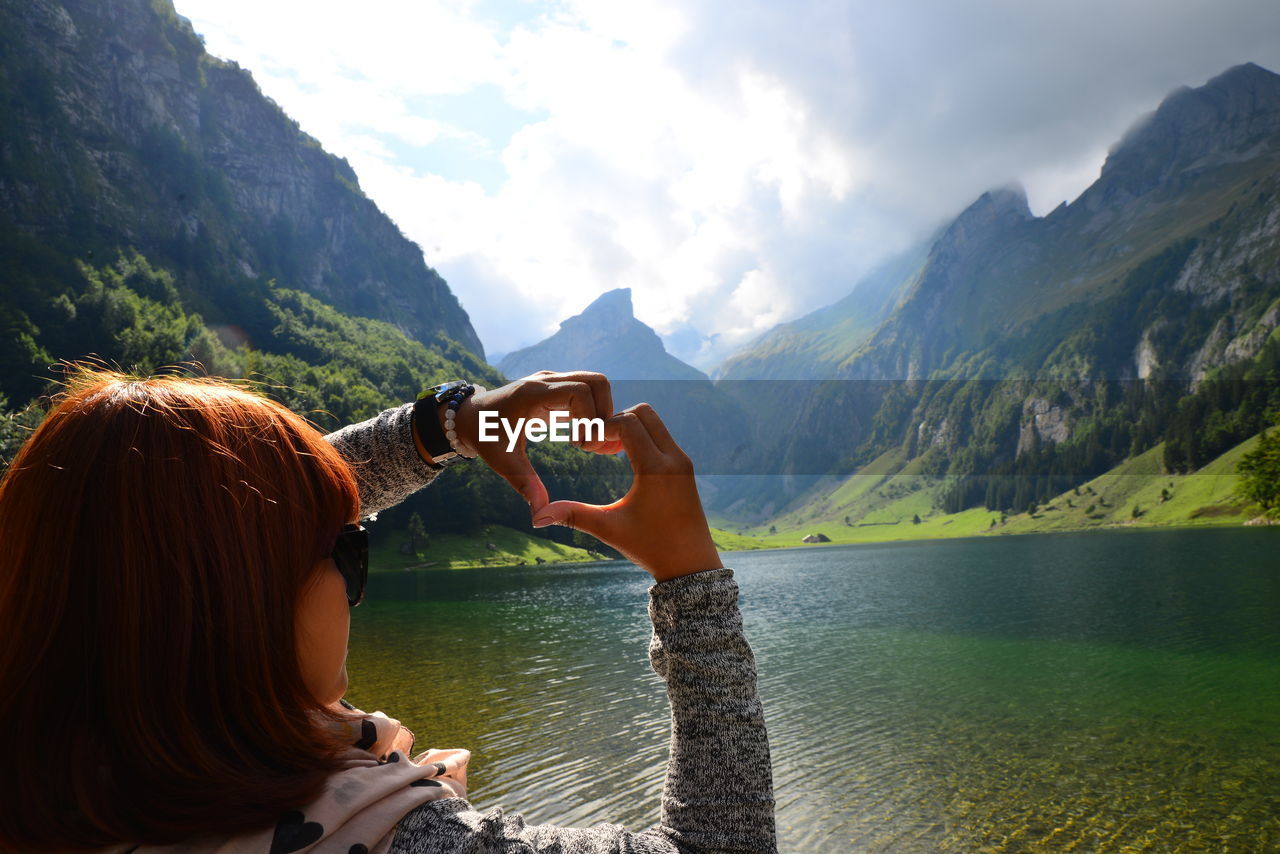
[432,380,468,402]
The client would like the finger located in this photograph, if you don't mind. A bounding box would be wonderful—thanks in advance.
[484,441,550,512]
[609,410,663,473]
[531,498,616,540]
[533,380,598,420]
[580,417,624,454]
[554,372,613,452]
[537,381,614,451]
[628,402,682,456]
[548,370,614,420]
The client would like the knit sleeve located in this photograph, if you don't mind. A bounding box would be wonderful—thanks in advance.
[386,568,777,854]
[322,401,444,519]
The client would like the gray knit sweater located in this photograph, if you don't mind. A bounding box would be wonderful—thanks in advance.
[323,403,777,854]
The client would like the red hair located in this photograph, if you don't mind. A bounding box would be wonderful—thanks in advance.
[0,365,361,851]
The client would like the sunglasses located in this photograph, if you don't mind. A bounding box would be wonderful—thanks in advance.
[331,523,368,607]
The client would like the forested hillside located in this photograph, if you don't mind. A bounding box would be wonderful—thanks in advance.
[0,0,627,553]
[0,0,483,404]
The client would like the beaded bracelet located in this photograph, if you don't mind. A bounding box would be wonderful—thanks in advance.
[441,383,485,459]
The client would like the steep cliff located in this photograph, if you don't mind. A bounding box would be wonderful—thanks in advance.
[0,0,483,404]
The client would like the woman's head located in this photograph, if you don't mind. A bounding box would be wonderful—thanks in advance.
[0,366,361,851]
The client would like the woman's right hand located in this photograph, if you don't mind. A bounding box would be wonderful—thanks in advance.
[530,403,723,582]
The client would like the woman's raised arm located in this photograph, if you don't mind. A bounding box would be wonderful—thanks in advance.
[323,370,618,520]
[385,403,777,853]
[324,401,440,519]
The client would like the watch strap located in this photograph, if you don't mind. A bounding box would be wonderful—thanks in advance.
[413,381,482,467]
[412,396,453,467]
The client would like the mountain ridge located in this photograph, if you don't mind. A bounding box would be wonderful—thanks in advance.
[698,62,1280,520]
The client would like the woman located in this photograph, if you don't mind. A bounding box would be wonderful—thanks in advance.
[0,366,775,853]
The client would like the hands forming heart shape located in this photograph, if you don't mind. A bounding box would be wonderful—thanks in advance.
[448,371,723,582]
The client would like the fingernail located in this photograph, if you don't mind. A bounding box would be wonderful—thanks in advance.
[532,513,556,528]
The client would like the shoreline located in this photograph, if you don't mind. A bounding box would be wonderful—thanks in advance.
[370,512,1276,574]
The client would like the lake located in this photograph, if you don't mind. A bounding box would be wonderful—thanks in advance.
[347,527,1280,852]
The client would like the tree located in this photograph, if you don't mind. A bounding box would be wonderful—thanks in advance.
[768,524,777,535]
[407,512,428,554]
[912,513,922,525]
[1237,416,1280,516]
[571,529,600,555]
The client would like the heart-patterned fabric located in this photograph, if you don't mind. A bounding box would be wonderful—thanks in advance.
[97,701,470,854]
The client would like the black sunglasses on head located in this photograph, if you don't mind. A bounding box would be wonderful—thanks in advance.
[331,523,368,607]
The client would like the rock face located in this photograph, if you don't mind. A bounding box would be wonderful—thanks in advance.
[1098,62,1280,202]
[0,0,483,359]
[1017,397,1071,456]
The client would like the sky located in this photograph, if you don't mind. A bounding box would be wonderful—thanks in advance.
[172,0,1280,370]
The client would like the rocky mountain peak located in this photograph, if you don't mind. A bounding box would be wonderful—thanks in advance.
[498,287,706,381]
[963,184,1033,224]
[564,287,634,332]
[933,183,1033,257]
[1099,62,1280,194]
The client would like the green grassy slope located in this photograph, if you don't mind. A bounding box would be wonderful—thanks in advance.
[369,523,597,571]
[998,436,1261,535]
[368,522,771,571]
[364,432,1268,571]
[736,432,1269,549]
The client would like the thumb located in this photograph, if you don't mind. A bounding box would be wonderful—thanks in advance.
[531,499,612,538]
[486,443,550,513]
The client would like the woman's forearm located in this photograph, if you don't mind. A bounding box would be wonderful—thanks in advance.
[646,568,776,851]
[323,402,443,518]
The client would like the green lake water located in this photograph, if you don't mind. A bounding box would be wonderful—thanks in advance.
[347,527,1280,852]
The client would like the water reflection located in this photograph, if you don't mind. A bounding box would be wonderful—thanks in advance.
[348,528,1280,851]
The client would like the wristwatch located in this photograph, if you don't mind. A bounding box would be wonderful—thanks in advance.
[413,380,477,468]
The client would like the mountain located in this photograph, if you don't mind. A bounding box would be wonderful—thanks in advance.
[499,288,706,381]
[499,288,752,474]
[704,62,1280,520]
[0,0,631,556]
[713,240,929,381]
[1,0,483,406]
[834,62,1280,384]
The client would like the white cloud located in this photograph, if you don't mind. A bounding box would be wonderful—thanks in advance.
[173,0,1280,370]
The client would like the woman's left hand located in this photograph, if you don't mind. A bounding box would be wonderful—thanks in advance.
[432,371,619,518]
